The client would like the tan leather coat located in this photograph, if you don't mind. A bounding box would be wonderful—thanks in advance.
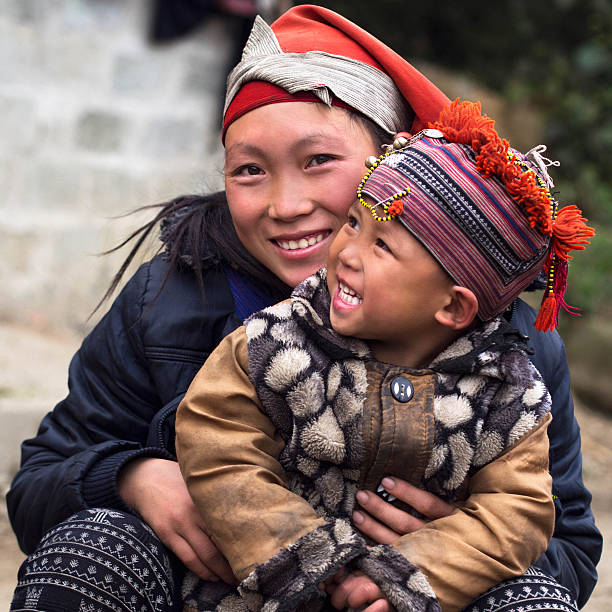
[177,327,554,612]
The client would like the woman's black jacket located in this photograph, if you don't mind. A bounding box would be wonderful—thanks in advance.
[6,254,602,607]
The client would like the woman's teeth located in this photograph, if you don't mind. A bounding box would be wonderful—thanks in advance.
[339,282,362,305]
[276,233,325,250]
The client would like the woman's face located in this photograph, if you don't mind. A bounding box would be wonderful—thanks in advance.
[224,102,379,288]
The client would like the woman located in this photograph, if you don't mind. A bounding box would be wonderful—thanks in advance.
[7,5,600,612]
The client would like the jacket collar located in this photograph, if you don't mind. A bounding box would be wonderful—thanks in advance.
[291,268,530,380]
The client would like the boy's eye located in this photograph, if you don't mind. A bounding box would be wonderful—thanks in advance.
[347,214,359,229]
[376,238,391,252]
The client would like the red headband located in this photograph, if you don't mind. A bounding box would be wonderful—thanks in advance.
[223,5,449,139]
[222,82,355,140]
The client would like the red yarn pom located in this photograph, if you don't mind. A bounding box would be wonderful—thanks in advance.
[551,205,595,261]
[535,293,559,332]
[430,99,553,235]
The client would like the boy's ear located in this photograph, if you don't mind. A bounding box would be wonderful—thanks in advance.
[435,286,479,330]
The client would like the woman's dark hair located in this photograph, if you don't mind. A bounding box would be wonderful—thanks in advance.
[94,110,395,314]
[93,191,290,315]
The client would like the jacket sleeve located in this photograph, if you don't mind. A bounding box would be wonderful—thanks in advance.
[176,328,367,610]
[512,298,602,606]
[373,413,554,612]
[6,260,175,554]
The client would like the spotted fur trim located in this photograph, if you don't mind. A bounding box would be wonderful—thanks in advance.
[238,519,365,611]
[357,545,441,612]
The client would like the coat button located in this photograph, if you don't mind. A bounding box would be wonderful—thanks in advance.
[390,376,414,403]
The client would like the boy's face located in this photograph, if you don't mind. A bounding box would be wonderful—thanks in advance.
[327,202,453,366]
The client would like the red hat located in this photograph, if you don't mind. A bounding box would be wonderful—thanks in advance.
[223,5,449,138]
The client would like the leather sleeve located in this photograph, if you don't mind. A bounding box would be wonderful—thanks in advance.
[392,414,554,612]
[176,327,330,578]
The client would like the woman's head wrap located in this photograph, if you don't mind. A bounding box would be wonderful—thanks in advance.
[358,99,594,331]
[222,4,449,140]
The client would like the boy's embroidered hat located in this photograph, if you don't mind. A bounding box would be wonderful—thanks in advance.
[222,4,449,139]
[359,99,594,331]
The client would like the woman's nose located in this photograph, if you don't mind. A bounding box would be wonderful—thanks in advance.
[267,181,314,221]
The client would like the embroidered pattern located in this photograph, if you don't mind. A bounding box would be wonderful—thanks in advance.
[465,566,579,612]
[11,509,176,612]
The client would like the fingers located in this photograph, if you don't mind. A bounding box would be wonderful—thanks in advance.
[170,534,222,582]
[352,508,403,544]
[181,523,237,584]
[380,477,454,520]
[330,571,385,610]
[353,478,455,541]
[118,460,237,584]
[354,491,425,538]
[363,599,392,612]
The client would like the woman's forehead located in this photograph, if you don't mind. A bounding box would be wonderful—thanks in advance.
[224,102,371,149]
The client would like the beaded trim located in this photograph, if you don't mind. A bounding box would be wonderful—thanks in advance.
[357,130,443,221]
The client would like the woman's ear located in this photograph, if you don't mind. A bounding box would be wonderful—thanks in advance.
[434,286,479,331]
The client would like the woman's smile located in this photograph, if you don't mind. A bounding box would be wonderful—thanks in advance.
[224,102,378,288]
[272,230,330,252]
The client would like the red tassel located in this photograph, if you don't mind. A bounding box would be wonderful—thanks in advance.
[535,292,559,332]
[552,258,582,317]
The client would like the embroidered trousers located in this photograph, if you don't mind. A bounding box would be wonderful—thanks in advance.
[11,509,578,611]
[10,509,182,612]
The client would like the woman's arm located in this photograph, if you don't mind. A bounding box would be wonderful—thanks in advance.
[6,261,173,552]
[513,299,602,607]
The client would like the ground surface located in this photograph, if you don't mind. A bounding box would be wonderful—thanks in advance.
[0,322,608,609]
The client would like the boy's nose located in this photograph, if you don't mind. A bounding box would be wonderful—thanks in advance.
[337,241,361,271]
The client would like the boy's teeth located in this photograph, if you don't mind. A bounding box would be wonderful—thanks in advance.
[339,282,362,304]
[277,233,324,250]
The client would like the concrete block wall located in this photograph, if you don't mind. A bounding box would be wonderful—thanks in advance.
[0,0,237,332]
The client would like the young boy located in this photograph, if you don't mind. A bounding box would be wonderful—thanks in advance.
[176,100,594,612]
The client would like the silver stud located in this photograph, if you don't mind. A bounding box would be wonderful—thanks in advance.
[422,128,444,138]
[393,136,409,149]
[365,156,379,169]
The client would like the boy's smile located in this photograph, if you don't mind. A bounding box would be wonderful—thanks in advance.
[335,280,363,307]
[327,202,455,367]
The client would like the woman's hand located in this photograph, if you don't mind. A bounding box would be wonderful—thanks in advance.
[352,477,454,543]
[118,457,237,584]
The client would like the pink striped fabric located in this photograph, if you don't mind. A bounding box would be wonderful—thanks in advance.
[361,135,550,320]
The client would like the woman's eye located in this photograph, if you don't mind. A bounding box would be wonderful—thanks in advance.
[307,154,334,168]
[376,238,391,252]
[234,165,263,176]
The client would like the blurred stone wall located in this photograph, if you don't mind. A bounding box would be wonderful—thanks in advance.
[0,0,235,332]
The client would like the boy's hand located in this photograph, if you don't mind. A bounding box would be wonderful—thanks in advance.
[328,570,392,611]
[118,457,237,584]
[352,477,454,543]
